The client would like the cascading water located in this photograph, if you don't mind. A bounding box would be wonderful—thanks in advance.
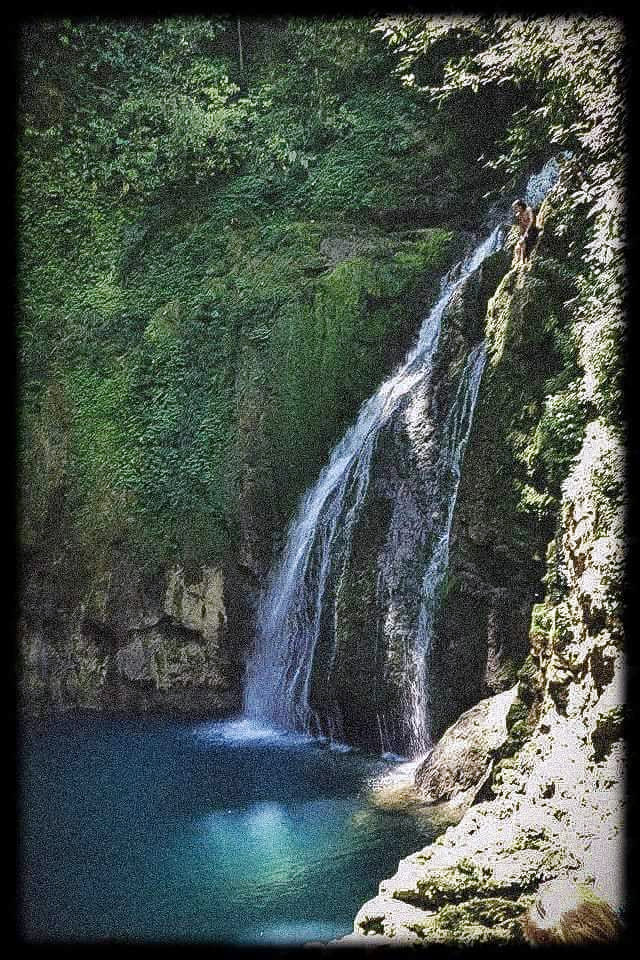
[389,341,488,755]
[244,159,562,758]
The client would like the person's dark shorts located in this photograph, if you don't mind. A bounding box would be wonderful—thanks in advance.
[525,225,540,254]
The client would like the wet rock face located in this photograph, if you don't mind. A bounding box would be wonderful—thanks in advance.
[18,561,244,717]
[428,257,570,739]
[320,251,512,753]
[430,580,534,740]
[342,207,625,946]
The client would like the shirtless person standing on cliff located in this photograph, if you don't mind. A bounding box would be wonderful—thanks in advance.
[512,199,539,264]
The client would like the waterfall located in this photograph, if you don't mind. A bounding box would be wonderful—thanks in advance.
[244,160,561,757]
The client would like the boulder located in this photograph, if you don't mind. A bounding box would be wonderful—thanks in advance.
[414,686,518,810]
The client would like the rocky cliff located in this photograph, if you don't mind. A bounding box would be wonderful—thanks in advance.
[321,247,511,752]
[340,179,626,945]
[428,218,579,737]
[18,558,248,717]
[343,426,624,943]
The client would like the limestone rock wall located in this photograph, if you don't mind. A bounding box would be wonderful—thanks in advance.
[414,686,517,811]
[324,249,510,752]
[429,232,578,737]
[342,417,624,947]
[18,560,244,717]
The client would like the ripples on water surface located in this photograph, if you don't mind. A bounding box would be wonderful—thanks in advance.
[19,712,434,943]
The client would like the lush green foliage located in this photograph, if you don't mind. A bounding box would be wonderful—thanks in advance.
[375,14,626,402]
[18,17,487,571]
[20,18,238,205]
[18,15,625,585]
[265,228,459,513]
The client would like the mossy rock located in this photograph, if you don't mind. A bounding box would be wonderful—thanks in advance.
[506,696,529,732]
[399,860,493,909]
[410,896,528,944]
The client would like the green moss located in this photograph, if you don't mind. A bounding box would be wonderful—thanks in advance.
[506,697,529,732]
[456,234,587,583]
[19,18,497,583]
[265,227,461,516]
[413,896,527,944]
[516,653,542,705]
[406,860,493,908]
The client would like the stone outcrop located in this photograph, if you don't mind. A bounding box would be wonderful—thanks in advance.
[18,560,245,716]
[428,229,578,738]
[339,428,625,942]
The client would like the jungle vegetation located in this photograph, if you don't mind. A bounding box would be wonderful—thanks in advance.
[17,15,626,581]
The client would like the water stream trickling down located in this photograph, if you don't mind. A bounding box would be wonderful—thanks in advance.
[244,160,562,758]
